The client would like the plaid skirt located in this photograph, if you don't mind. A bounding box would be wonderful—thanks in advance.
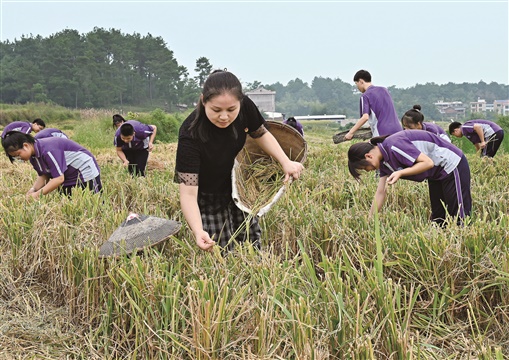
[198,192,261,252]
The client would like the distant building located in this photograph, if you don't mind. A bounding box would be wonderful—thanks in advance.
[245,87,276,113]
[434,100,465,119]
[176,103,188,111]
[470,98,509,116]
[494,100,509,115]
[470,98,488,113]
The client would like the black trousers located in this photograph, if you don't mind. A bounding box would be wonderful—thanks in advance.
[482,130,504,157]
[123,148,149,177]
[428,155,471,227]
[60,175,103,196]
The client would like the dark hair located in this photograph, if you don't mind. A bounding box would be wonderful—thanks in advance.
[449,121,462,135]
[2,131,35,163]
[113,114,125,128]
[347,135,389,180]
[189,69,244,142]
[120,123,134,136]
[32,118,46,127]
[353,70,371,82]
[401,105,424,127]
[287,117,297,126]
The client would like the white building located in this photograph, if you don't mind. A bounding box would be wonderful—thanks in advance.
[470,98,509,115]
[245,87,276,113]
[494,100,509,115]
[470,98,488,113]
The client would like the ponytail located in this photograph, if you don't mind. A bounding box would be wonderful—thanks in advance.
[369,135,390,145]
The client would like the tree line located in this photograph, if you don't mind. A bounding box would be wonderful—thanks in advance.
[0,28,208,110]
[1,28,508,120]
[259,78,508,121]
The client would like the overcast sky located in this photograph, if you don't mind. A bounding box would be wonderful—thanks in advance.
[1,0,508,89]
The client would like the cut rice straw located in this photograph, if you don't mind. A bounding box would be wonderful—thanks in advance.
[233,153,285,216]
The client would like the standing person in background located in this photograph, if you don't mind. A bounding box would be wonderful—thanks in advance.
[283,116,304,137]
[345,70,402,140]
[347,131,471,227]
[401,105,451,142]
[35,127,69,139]
[1,118,46,138]
[114,120,157,177]
[449,119,505,158]
[175,70,304,253]
[2,132,102,198]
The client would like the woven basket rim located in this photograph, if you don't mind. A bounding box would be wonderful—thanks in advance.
[236,120,308,165]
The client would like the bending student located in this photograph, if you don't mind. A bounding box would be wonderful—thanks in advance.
[347,130,471,227]
[449,119,504,158]
[114,120,157,177]
[401,105,451,142]
[2,131,102,198]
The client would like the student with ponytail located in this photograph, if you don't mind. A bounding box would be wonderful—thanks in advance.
[2,131,102,198]
[347,130,471,227]
[401,105,451,142]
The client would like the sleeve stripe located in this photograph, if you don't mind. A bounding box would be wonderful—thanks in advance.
[47,151,64,175]
[390,145,416,163]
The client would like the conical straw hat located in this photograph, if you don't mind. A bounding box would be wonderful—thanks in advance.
[99,213,181,258]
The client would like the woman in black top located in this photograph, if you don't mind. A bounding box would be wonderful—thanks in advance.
[175,70,304,252]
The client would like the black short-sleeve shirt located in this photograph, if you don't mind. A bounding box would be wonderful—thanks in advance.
[175,96,266,194]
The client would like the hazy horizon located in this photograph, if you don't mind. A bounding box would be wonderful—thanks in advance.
[1,0,508,89]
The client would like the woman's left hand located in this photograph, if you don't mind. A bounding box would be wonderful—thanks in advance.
[282,160,304,182]
[386,171,402,185]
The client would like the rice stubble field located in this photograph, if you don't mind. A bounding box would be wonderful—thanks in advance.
[0,115,508,359]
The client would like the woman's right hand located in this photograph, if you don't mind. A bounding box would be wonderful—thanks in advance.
[123,160,129,167]
[194,230,216,252]
[281,160,304,182]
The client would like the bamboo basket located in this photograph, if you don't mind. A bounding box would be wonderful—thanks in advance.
[232,121,307,217]
[332,128,372,144]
